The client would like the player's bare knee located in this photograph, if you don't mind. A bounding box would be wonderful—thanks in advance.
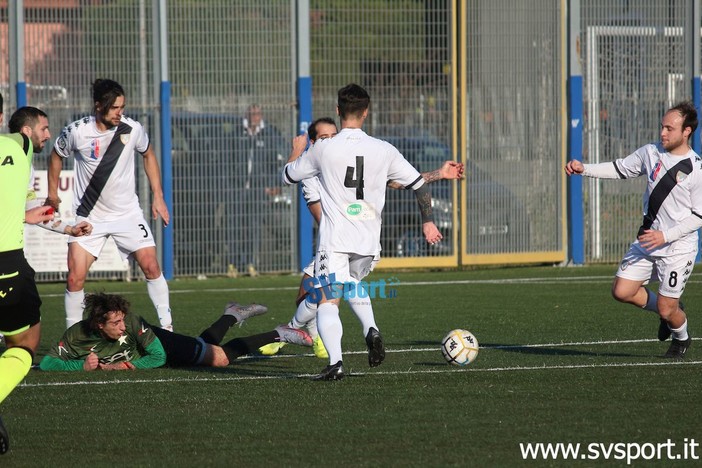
[140,260,162,279]
[658,308,674,321]
[204,346,229,367]
[611,288,631,304]
[66,274,86,291]
[658,303,682,321]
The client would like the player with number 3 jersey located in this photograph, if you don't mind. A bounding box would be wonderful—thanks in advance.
[47,79,173,331]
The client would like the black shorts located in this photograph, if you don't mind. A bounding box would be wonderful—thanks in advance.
[151,325,207,367]
[0,249,41,335]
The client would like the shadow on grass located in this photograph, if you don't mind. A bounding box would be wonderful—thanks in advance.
[481,344,637,358]
[406,340,641,358]
[166,355,319,379]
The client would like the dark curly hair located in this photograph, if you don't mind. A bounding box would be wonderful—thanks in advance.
[83,292,131,332]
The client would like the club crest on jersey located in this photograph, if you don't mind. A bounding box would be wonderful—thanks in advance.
[120,134,130,145]
[650,161,662,182]
[676,171,688,183]
[56,134,67,151]
[90,139,100,160]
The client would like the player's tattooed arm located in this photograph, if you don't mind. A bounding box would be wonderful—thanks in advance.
[388,161,464,189]
[388,170,443,190]
[421,168,443,184]
[414,184,434,223]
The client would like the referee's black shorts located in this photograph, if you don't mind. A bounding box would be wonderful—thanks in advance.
[151,325,207,367]
[0,249,41,335]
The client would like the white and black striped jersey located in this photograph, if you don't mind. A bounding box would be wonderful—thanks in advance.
[597,143,702,255]
[283,127,424,256]
[53,115,150,222]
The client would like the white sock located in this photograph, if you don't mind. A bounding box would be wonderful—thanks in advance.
[670,319,689,341]
[346,282,377,337]
[305,317,319,339]
[316,302,343,365]
[146,274,172,328]
[642,289,658,313]
[290,298,318,330]
[65,289,85,328]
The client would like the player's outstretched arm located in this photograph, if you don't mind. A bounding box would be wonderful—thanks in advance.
[24,205,55,225]
[432,161,464,182]
[564,160,584,175]
[388,161,464,190]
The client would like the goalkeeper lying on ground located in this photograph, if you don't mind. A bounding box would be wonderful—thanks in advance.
[39,292,312,371]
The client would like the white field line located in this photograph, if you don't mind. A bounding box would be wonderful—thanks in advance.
[232,336,702,359]
[38,274,702,298]
[20,337,701,388]
[20,360,702,387]
[36,275,623,298]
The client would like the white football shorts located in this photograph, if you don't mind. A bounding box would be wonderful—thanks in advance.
[616,242,696,299]
[314,250,379,284]
[68,211,156,261]
[302,258,315,277]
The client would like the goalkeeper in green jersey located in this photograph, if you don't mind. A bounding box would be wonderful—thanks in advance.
[40,292,312,371]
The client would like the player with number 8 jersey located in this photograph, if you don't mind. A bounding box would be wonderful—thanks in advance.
[565,101,702,360]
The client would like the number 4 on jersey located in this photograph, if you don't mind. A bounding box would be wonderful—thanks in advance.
[344,156,365,200]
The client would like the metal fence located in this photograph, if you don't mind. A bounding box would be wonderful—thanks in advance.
[309,1,456,264]
[168,2,296,277]
[7,1,159,281]
[463,0,564,264]
[580,0,690,263]
[4,0,700,280]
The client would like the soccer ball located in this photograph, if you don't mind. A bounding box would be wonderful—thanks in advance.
[441,329,479,366]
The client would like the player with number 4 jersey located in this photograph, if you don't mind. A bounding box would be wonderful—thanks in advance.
[283,84,442,380]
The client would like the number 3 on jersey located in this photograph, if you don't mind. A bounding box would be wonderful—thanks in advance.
[344,156,365,199]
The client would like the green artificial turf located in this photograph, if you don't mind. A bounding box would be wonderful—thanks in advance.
[1,265,700,467]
